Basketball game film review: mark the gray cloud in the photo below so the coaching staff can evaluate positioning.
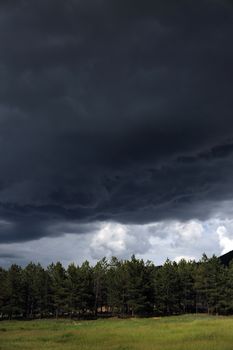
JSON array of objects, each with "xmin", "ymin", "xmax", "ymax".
[
  {"xmin": 0, "ymin": 218, "xmax": 224, "ymax": 267},
  {"xmin": 0, "ymin": 0, "xmax": 233, "ymax": 245}
]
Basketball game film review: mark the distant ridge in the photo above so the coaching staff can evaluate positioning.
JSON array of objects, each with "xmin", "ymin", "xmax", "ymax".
[{"xmin": 219, "ymin": 250, "xmax": 233, "ymax": 266}]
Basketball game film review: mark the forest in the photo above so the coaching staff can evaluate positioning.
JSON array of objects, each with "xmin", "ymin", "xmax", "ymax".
[{"xmin": 1, "ymin": 254, "xmax": 233, "ymax": 320}]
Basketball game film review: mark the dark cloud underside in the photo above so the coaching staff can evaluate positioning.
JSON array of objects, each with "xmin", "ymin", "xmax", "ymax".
[{"xmin": 0, "ymin": 0, "xmax": 233, "ymax": 242}]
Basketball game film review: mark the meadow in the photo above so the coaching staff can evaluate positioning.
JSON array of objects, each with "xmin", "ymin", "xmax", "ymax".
[{"xmin": 1, "ymin": 315, "xmax": 233, "ymax": 350}]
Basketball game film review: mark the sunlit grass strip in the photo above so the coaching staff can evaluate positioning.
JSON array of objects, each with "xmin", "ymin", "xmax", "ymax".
[{"xmin": 1, "ymin": 315, "xmax": 233, "ymax": 350}]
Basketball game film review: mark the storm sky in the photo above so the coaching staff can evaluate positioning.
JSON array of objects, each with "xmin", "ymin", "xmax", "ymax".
[{"xmin": 1, "ymin": 0, "xmax": 233, "ymax": 266}]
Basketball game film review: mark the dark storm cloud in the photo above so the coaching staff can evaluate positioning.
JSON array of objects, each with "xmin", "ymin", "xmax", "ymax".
[{"xmin": 0, "ymin": 0, "xmax": 233, "ymax": 242}]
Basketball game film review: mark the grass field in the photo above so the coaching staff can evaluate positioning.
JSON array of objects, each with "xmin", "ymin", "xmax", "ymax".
[{"xmin": 1, "ymin": 315, "xmax": 233, "ymax": 350}]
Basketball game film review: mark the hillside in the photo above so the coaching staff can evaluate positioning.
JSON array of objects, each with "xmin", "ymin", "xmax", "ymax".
[{"xmin": 219, "ymin": 250, "xmax": 233, "ymax": 266}]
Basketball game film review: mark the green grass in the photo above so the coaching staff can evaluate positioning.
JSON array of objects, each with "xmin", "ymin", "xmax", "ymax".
[{"xmin": 1, "ymin": 315, "xmax": 233, "ymax": 350}]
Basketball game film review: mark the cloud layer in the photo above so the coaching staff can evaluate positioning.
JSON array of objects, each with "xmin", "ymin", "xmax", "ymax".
[
  {"xmin": 0, "ymin": 218, "xmax": 230, "ymax": 267},
  {"xmin": 0, "ymin": 1, "xmax": 233, "ymax": 260}
]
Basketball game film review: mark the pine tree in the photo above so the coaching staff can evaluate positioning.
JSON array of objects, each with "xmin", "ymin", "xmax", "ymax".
[
  {"xmin": 194, "ymin": 254, "xmax": 225, "ymax": 314},
  {"xmin": 0, "ymin": 267, "xmax": 8, "ymax": 318},
  {"xmin": 106, "ymin": 257, "xmax": 129, "ymax": 315},
  {"xmin": 3, "ymin": 264, "xmax": 24, "ymax": 319},
  {"xmin": 76, "ymin": 261, "xmax": 95, "ymax": 316},
  {"xmin": 93, "ymin": 258, "xmax": 108, "ymax": 315},
  {"xmin": 67, "ymin": 263, "xmax": 79, "ymax": 317},
  {"xmin": 178, "ymin": 259, "xmax": 196, "ymax": 313},
  {"xmin": 47, "ymin": 262, "xmax": 69, "ymax": 318},
  {"xmin": 126, "ymin": 255, "xmax": 155, "ymax": 316},
  {"xmin": 22, "ymin": 263, "xmax": 47, "ymax": 318},
  {"xmin": 222, "ymin": 260, "xmax": 233, "ymax": 314},
  {"xmin": 154, "ymin": 260, "xmax": 181, "ymax": 315}
]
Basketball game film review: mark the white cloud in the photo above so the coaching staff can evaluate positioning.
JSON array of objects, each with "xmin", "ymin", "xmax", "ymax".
[
  {"xmin": 90, "ymin": 223, "xmax": 128, "ymax": 258},
  {"xmin": 90, "ymin": 222, "xmax": 151, "ymax": 259},
  {"xmin": 173, "ymin": 220, "xmax": 204, "ymax": 241},
  {"xmin": 1, "ymin": 217, "xmax": 232, "ymax": 268},
  {"xmin": 217, "ymin": 225, "xmax": 233, "ymax": 254},
  {"xmin": 174, "ymin": 255, "xmax": 196, "ymax": 263}
]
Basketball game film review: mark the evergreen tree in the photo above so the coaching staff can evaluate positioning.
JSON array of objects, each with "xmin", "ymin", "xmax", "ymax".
[
  {"xmin": 3, "ymin": 264, "xmax": 24, "ymax": 319},
  {"xmin": 22, "ymin": 263, "xmax": 47, "ymax": 318},
  {"xmin": 0, "ymin": 267, "xmax": 8, "ymax": 317},
  {"xmin": 93, "ymin": 258, "xmax": 108, "ymax": 314},
  {"xmin": 67, "ymin": 263, "xmax": 80, "ymax": 316},
  {"xmin": 47, "ymin": 262, "xmax": 69, "ymax": 318},
  {"xmin": 76, "ymin": 261, "xmax": 95, "ymax": 315},
  {"xmin": 222, "ymin": 260, "xmax": 233, "ymax": 314},
  {"xmin": 154, "ymin": 260, "xmax": 181, "ymax": 315},
  {"xmin": 126, "ymin": 255, "xmax": 154, "ymax": 316},
  {"xmin": 178, "ymin": 259, "xmax": 196, "ymax": 313},
  {"xmin": 194, "ymin": 254, "xmax": 225, "ymax": 314},
  {"xmin": 106, "ymin": 257, "xmax": 129, "ymax": 316}
]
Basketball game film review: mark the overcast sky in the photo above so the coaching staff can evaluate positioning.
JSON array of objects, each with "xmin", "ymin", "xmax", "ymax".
[{"xmin": 1, "ymin": 0, "xmax": 233, "ymax": 267}]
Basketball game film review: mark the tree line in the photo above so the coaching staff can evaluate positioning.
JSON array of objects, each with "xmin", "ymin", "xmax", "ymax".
[{"xmin": 1, "ymin": 254, "xmax": 233, "ymax": 320}]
